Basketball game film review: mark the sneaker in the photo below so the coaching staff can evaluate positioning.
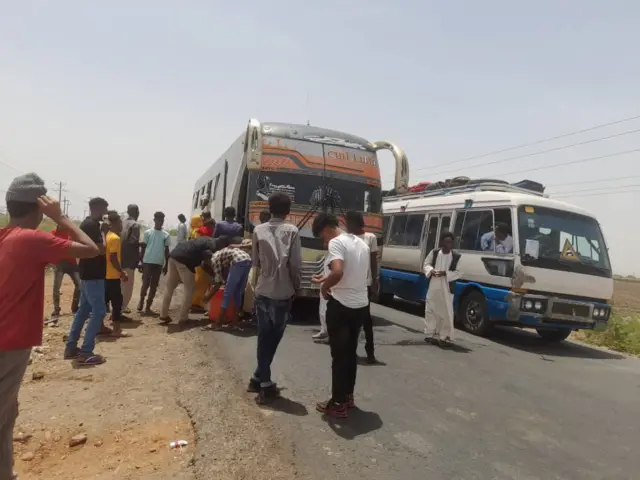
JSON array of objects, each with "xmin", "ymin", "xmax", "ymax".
[
  {"xmin": 123, "ymin": 307, "xmax": 132, "ymax": 314},
  {"xmin": 312, "ymin": 331, "xmax": 328, "ymax": 340},
  {"xmin": 137, "ymin": 302, "xmax": 144, "ymax": 313},
  {"xmin": 247, "ymin": 378, "xmax": 261, "ymax": 393},
  {"xmin": 63, "ymin": 346, "xmax": 79, "ymax": 359},
  {"xmin": 316, "ymin": 399, "xmax": 348, "ymax": 418},
  {"xmin": 257, "ymin": 384, "xmax": 280, "ymax": 404},
  {"xmin": 345, "ymin": 394, "xmax": 356, "ymax": 409}
]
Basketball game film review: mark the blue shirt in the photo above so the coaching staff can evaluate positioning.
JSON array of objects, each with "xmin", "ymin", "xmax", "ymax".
[
  {"xmin": 142, "ymin": 228, "xmax": 170, "ymax": 265},
  {"xmin": 214, "ymin": 220, "xmax": 243, "ymax": 238}
]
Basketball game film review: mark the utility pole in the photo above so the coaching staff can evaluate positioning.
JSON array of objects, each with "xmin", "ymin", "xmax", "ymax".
[
  {"xmin": 62, "ymin": 197, "xmax": 71, "ymax": 216},
  {"xmin": 53, "ymin": 181, "xmax": 66, "ymax": 204}
]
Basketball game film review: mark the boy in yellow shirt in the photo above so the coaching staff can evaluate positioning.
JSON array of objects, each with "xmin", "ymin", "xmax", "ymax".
[{"xmin": 105, "ymin": 211, "xmax": 129, "ymax": 337}]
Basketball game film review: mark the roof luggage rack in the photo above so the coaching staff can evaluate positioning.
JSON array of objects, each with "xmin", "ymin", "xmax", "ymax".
[{"xmin": 384, "ymin": 180, "xmax": 546, "ymax": 201}]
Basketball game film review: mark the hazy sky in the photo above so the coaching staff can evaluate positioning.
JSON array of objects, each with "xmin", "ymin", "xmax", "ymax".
[{"xmin": 1, "ymin": 1, "xmax": 639, "ymax": 275}]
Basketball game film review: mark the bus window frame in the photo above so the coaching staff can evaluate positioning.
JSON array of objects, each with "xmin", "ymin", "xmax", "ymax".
[
  {"xmin": 386, "ymin": 212, "xmax": 427, "ymax": 249},
  {"xmin": 419, "ymin": 211, "xmax": 454, "ymax": 266}
]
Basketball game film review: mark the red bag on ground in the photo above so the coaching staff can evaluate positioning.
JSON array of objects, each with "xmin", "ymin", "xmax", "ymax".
[{"xmin": 208, "ymin": 288, "xmax": 236, "ymax": 323}]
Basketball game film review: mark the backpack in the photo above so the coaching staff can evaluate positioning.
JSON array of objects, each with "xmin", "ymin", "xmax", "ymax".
[{"xmin": 429, "ymin": 248, "xmax": 461, "ymax": 294}]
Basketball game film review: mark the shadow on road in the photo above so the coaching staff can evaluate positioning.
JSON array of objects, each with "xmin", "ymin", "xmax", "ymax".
[
  {"xmin": 323, "ymin": 408, "xmax": 383, "ymax": 440},
  {"xmin": 381, "ymin": 299, "xmax": 624, "ymax": 360},
  {"xmin": 489, "ymin": 327, "xmax": 625, "ymax": 360},
  {"xmin": 258, "ymin": 396, "xmax": 309, "ymax": 416}
]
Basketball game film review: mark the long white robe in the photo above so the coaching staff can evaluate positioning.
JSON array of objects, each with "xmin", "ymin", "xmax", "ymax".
[{"xmin": 423, "ymin": 249, "xmax": 461, "ymax": 340}]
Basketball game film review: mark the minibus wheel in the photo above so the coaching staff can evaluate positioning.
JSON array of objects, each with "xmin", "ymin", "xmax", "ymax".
[
  {"xmin": 536, "ymin": 328, "xmax": 571, "ymax": 342},
  {"xmin": 460, "ymin": 290, "xmax": 492, "ymax": 336}
]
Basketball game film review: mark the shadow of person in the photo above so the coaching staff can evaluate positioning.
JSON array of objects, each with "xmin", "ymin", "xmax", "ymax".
[
  {"xmin": 322, "ymin": 408, "xmax": 383, "ymax": 440},
  {"xmin": 256, "ymin": 396, "xmax": 309, "ymax": 416}
]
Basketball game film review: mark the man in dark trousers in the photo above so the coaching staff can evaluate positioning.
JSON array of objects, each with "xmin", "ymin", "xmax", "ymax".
[
  {"xmin": 312, "ymin": 213, "xmax": 370, "ymax": 419},
  {"xmin": 65, "ymin": 196, "xmax": 110, "ymax": 366},
  {"xmin": 345, "ymin": 211, "xmax": 379, "ymax": 364}
]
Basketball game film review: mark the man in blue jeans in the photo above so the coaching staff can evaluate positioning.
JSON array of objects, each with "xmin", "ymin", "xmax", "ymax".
[
  {"xmin": 247, "ymin": 192, "xmax": 302, "ymax": 404},
  {"xmin": 64, "ymin": 197, "xmax": 110, "ymax": 366},
  {"xmin": 204, "ymin": 237, "xmax": 252, "ymax": 329}
]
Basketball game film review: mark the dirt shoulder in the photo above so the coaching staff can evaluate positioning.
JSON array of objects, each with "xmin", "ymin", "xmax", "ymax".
[{"xmin": 13, "ymin": 273, "xmax": 300, "ymax": 479}]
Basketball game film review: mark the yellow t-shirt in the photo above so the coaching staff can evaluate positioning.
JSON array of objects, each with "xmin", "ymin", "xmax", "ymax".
[{"xmin": 105, "ymin": 231, "xmax": 122, "ymax": 280}]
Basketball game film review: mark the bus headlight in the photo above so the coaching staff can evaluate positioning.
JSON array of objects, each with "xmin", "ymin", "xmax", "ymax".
[
  {"xmin": 524, "ymin": 300, "xmax": 533, "ymax": 310},
  {"xmin": 534, "ymin": 301, "xmax": 543, "ymax": 311},
  {"xmin": 593, "ymin": 308, "xmax": 601, "ymax": 317}
]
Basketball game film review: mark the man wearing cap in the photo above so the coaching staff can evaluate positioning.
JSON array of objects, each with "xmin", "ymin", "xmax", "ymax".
[
  {"xmin": 120, "ymin": 204, "xmax": 141, "ymax": 313},
  {"xmin": 0, "ymin": 173, "xmax": 99, "ymax": 479}
]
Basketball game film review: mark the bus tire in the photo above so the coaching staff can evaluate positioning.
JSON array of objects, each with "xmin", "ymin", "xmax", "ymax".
[
  {"xmin": 459, "ymin": 290, "xmax": 492, "ymax": 336},
  {"xmin": 536, "ymin": 328, "xmax": 571, "ymax": 342}
]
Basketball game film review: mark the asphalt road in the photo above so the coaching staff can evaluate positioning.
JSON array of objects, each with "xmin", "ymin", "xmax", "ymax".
[{"xmin": 204, "ymin": 299, "xmax": 640, "ymax": 480}]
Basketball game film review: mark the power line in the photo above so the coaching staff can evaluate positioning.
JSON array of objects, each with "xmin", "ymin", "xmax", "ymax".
[
  {"xmin": 385, "ymin": 127, "xmax": 640, "ymax": 187},
  {"xmin": 417, "ymin": 127, "xmax": 640, "ymax": 180},
  {"xmin": 554, "ymin": 188, "xmax": 640, "ymax": 199},
  {"xmin": 494, "ymin": 148, "xmax": 640, "ymax": 179},
  {"xmin": 546, "ymin": 174, "xmax": 640, "ymax": 189},
  {"xmin": 407, "ymin": 113, "xmax": 640, "ymax": 177},
  {"xmin": 551, "ymin": 183, "xmax": 640, "ymax": 196}
]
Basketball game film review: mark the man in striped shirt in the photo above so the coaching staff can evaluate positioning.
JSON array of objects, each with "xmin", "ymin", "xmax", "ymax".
[{"xmin": 205, "ymin": 240, "xmax": 252, "ymax": 327}]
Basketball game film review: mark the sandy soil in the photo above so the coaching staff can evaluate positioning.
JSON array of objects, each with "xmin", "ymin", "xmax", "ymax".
[
  {"xmin": 12, "ymin": 272, "xmax": 299, "ymax": 480},
  {"xmin": 612, "ymin": 279, "xmax": 640, "ymax": 314}
]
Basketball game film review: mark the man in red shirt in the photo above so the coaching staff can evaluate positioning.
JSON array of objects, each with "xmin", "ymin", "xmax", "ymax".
[
  {"xmin": 50, "ymin": 225, "xmax": 81, "ymax": 319},
  {"xmin": 0, "ymin": 173, "xmax": 99, "ymax": 479}
]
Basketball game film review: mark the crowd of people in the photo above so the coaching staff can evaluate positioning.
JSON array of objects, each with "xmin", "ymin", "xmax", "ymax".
[{"xmin": 0, "ymin": 171, "xmax": 462, "ymax": 478}]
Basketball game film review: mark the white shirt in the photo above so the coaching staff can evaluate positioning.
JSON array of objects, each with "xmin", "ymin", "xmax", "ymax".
[
  {"xmin": 480, "ymin": 231, "xmax": 513, "ymax": 254},
  {"xmin": 357, "ymin": 232, "xmax": 378, "ymax": 286},
  {"xmin": 176, "ymin": 222, "xmax": 188, "ymax": 243},
  {"xmin": 325, "ymin": 233, "xmax": 370, "ymax": 309}
]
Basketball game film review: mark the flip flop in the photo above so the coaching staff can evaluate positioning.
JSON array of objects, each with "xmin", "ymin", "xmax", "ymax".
[{"xmin": 75, "ymin": 354, "xmax": 106, "ymax": 366}]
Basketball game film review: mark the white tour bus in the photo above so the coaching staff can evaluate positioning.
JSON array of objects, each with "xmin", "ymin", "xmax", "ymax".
[{"xmin": 378, "ymin": 181, "xmax": 613, "ymax": 342}]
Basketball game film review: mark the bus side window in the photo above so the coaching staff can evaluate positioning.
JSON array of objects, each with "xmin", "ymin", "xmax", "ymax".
[
  {"xmin": 424, "ymin": 216, "xmax": 439, "ymax": 253},
  {"xmin": 388, "ymin": 214, "xmax": 424, "ymax": 247},
  {"xmin": 458, "ymin": 210, "xmax": 494, "ymax": 251},
  {"xmin": 388, "ymin": 215, "xmax": 408, "ymax": 246},
  {"xmin": 382, "ymin": 216, "xmax": 390, "ymax": 242}
]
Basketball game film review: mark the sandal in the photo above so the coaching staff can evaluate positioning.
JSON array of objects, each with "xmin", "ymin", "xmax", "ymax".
[
  {"xmin": 202, "ymin": 323, "xmax": 223, "ymax": 331},
  {"xmin": 75, "ymin": 354, "xmax": 106, "ymax": 366}
]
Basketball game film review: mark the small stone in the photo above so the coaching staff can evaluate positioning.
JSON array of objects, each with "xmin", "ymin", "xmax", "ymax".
[
  {"xmin": 69, "ymin": 433, "xmax": 88, "ymax": 447},
  {"xmin": 53, "ymin": 435, "xmax": 61, "ymax": 442},
  {"xmin": 13, "ymin": 432, "xmax": 32, "ymax": 443},
  {"xmin": 32, "ymin": 372, "xmax": 45, "ymax": 381},
  {"xmin": 21, "ymin": 452, "xmax": 35, "ymax": 462},
  {"xmin": 33, "ymin": 346, "xmax": 46, "ymax": 353},
  {"xmin": 149, "ymin": 447, "xmax": 157, "ymax": 453},
  {"xmin": 94, "ymin": 440, "xmax": 103, "ymax": 447}
]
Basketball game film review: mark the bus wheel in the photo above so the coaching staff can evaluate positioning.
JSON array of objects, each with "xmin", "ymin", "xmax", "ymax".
[
  {"xmin": 536, "ymin": 328, "xmax": 571, "ymax": 342},
  {"xmin": 460, "ymin": 291, "xmax": 492, "ymax": 336}
]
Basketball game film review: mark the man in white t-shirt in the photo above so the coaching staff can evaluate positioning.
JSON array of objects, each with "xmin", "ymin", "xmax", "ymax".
[
  {"xmin": 311, "ymin": 213, "xmax": 370, "ymax": 419},
  {"xmin": 345, "ymin": 211, "xmax": 378, "ymax": 364}
]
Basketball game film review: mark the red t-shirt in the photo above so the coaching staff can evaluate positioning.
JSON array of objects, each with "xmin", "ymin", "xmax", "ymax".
[
  {"xmin": 52, "ymin": 229, "xmax": 77, "ymax": 264},
  {"xmin": 198, "ymin": 225, "xmax": 214, "ymax": 237},
  {"xmin": 0, "ymin": 227, "xmax": 72, "ymax": 350}
]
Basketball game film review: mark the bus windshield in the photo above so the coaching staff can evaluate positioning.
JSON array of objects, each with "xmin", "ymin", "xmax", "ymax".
[
  {"xmin": 247, "ymin": 171, "xmax": 381, "ymax": 238},
  {"xmin": 517, "ymin": 205, "xmax": 612, "ymax": 278}
]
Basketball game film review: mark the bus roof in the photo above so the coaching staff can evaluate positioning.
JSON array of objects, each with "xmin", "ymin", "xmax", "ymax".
[
  {"xmin": 383, "ymin": 190, "xmax": 597, "ymax": 219},
  {"xmin": 261, "ymin": 122, "xmax": 375, "ymax": 152}
]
